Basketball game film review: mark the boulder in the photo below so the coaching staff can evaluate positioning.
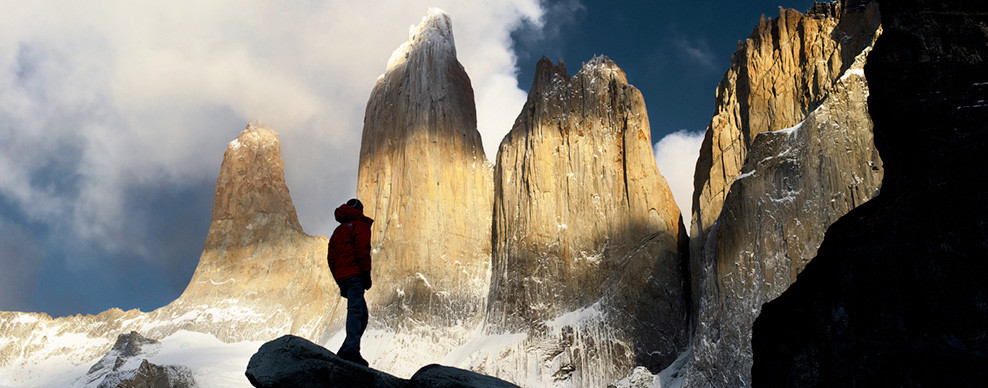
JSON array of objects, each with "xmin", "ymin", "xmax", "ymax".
[
  {"xmin": 409, "ymin": 364, "xmax": 520, "ymax": 388},
  {"xmin": 245, "ymin": 335, "xmax": 518, "ymax": 388}
]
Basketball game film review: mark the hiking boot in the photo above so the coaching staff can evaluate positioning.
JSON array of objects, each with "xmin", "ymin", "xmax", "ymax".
[{"xmin": 338, "ymin": 350, "xmax": 369, "ymax": 367}]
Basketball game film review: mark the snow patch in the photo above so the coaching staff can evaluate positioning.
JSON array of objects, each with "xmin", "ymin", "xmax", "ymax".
[
  {"xmin": 767, "ymin": 121, "xmax": 802, "ymax": 136},
  {"xmin": 384, "ymin": 8, "xmax": 454, "ymax": 74},
  {"xmin": 548, "ymin": 301, "xmax": 605, "ymax": 330},
  {"xmin": 839, "ymin": 67, "xmax": 865, "ymax": 81},
  {"xmin": 735, "ymin": 170, "xmax": 757, "ymax": 181},
  {"xmin": 147, "ymin": 331, "xmax": 263, "ymax": 388},
  {"xmin": 839, "ymin": 25, "xmax": 879, "ymax": 83},
  {"xmin": 10, "ymin": 313, "xmax": 41, "ymax": 324},
  {"xmin": 955, "ymin": 100, "xmax": 988, "ymax": 110},
  {"xmin": 443, "ymin": 329, "xmax": 528, "ymax": 370},
  {"xmin": 610, "ymin": 349, "xmax": 690, "ymax": 388},
  {"xmin": 577, "ymin": 250, "xmax": 604, "ymax": 265},
  {"xmin": 416, "ymin": 272, "xmax": 433, "ymax": 288}
]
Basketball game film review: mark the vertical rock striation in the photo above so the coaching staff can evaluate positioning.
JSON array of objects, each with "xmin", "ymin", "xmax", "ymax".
[
  {"xmin": 691, "ymin": 1, "xmax": 881, "ymax": 248},
  {"xmin": 356, "ymin": 6, "xmax": 493, "ymax": 340},
  {"xmin": 483, "ymin": 57, "xmax": 688, "ymax": 387},
  {"xmin": 682, "ymin": 2, "xmax": 883, "ymax": 386},
  {"xmin": 752, "ymin": 0, "xmax": 988, "ymax": 385}
]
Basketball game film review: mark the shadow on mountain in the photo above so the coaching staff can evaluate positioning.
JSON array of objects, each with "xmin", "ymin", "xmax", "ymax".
[
  {"xmin": 245, "ymin": 335, "xmax": 519, "ymax": 388},
  {"xmin": 751, "ymin": 0, "xmax": 988, "ymax": 385}
]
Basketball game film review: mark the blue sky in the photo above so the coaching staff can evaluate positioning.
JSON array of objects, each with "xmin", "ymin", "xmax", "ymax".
[
  {"xmin": 512, "ymin": 0, "xmax": 814, "ymax": 135},
  {"xmin": 1, "ymin": 0, "xmax": 814, "ymax": 318}
]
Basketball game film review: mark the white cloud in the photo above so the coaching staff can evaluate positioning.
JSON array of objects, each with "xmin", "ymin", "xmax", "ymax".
[
  {"xmin": 671, "ymin": 34, "xmax": 716, "ymax": 71},
  {"xmin": 0, "ymin": 1, "xmax": 542, "ymax": 268},
  {"xmin": 653, "ymin": 130, "xmax": 705, "ymax": 232}
]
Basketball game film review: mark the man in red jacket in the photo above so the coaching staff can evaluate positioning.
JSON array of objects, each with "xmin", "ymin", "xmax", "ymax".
[{"xmin": 327, "ymin": 198, "xmax": 373, "ymax": 367}]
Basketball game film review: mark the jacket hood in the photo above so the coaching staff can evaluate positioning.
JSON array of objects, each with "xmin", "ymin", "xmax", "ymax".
[{"xmin": 335, "ymin": 204, "xmax": 373, "ymax": 224}]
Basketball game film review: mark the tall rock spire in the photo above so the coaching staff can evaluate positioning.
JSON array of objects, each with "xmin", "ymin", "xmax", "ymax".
[
  {"xmin": 483, "ymin": 56, "xmax": 689, "ymax": 386},
  {"xmin": 167, "ymin": 122, "xmax": 338, "ymax": 342},
  {"xmin": 208, "ymin": 122, "xmax": 302, "ymax": 241},
  {"xmin": 357, "ymin": 8, "xmax": 493, "ymax": 331}
]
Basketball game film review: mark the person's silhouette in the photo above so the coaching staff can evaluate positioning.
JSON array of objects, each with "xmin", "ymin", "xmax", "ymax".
[{"xmin": 327, "ymin": 198, "xmax": 373, "ymax": 367}]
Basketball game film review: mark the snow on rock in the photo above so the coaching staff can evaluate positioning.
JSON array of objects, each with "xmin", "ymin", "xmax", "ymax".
[
  {"xmin": 82, "ymin": 331, "xmax": 163, "ymax": 386},
  {"xmin": 385, "ymin": 8, "xmax": 455, "ymax": 74},
  {"xmin": 91, "ymin": 359, "xmax": 197, "ymax": 388}
]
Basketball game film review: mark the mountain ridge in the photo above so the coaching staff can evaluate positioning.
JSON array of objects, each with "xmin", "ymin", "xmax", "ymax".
[{"xmin": 4, "ymin": 1, "xmax": 982, "ymax": 387}]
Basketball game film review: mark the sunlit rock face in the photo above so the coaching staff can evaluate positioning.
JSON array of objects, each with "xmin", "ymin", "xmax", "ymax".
[
  {"xmin": 481, "ymin": 56, "xmax": 689, "ymax": 387},
  {"xmin": 157, "ymin": 122, "xmax": 339, "ymax": 342},
  {"xmin": 681, "ymin": 2, "xmax": 883, "ymax": 387},
  {"xmin": 690, "ymin": 1, "xmax": 882, "ymax": 256},
  {"xmin": 356, "ymin": 8, "xmax": 494, "ymax": 330}
]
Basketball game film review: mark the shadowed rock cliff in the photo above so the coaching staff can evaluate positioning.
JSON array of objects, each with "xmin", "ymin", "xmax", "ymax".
[{"xmin": 752, "ymin": 0, "xmax": 988, "ymax": 385}]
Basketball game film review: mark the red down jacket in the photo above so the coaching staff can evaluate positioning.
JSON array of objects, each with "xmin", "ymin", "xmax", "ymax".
[{"xmin": 327, "ymin": 204, "xmax": 374, "ymax": 281}]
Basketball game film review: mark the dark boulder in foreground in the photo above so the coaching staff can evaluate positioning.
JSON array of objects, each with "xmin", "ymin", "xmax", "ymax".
[
  {"xmin": 409, "ymin": 364, "xmax": 520, "ymax": 388},
  {"xmin": 245, "ymin": 335, "xmax": 403, "ymax": 388},
  {"xmin": 245, "ymin": 335, "xmax": 519, "ymax": 388}
]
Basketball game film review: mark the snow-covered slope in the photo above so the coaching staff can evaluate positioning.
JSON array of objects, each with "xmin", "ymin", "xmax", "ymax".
[{"xmin": 0, "ymin": 328, "xmax": 262, "ymax": 387}]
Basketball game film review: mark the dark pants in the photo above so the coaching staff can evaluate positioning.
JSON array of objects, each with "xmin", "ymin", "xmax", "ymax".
[{"xmin": 338, "ymin": 276, "xmax": 368, "ymax": 354}]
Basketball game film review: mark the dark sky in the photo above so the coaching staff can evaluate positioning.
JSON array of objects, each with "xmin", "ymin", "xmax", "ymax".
[{"xmin": 511, "ymin": 0, "xmax": 815, "ymax": 141}]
